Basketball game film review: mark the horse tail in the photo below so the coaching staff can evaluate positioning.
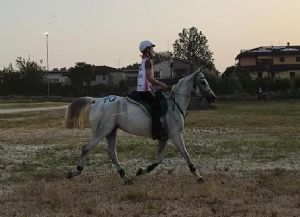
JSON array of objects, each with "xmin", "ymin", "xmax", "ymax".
[{"xmin": 64, "ymin": 97, "xmax": 94, "ymax": 129}]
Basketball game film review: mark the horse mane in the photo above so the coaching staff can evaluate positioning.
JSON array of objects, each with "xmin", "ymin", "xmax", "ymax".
[{"xmin": 172, "ymin": 72, "xmax": 196, "ymax": 91}]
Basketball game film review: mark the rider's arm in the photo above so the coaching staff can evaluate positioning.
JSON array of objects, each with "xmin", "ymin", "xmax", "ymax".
[{"xmin": 145, "ymin": 60, "xmax": 169, "ymax": 90}]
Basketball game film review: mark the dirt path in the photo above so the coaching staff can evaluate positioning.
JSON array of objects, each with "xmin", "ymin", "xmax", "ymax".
[{"xmin": 0, "ymin": 105, "xmax": 67, "ymax": 114}]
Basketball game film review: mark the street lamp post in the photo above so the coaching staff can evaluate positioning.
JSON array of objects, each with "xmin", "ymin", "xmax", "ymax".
[{"xmin": 45, "ymin": 32, "xmax": 49, "ymax": 97}]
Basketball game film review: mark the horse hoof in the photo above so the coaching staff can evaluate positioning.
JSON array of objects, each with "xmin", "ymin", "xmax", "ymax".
[
  {"xmin": 67, "ymin": 172, "xmax": 74, "ymax": 179},
  {"xmin": 136, "ymin": 168, "xmax": 144, "ymax": 176},
  {"xmin": 196, "ymin": 176, "xmax": 205, "ymax": 183}
]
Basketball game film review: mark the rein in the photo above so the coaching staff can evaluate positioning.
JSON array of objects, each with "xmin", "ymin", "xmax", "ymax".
[
  {"xmin": 170, "ymin": 92, "xmax": 187, "ymax": 118},
  {"xmin": 167, "ymin": 72, "xmax": 212, "ymax": 119}
]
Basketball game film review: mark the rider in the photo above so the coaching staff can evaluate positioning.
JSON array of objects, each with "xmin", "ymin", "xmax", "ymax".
[{"xmin": 137, "ymin": 40, "xmax": 169, "ymax": 140}]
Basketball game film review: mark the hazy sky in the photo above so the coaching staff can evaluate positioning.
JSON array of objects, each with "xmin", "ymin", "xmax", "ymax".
[{"xmin": 1, "ymin": 0, "xmax": 300, "ymax": 72}]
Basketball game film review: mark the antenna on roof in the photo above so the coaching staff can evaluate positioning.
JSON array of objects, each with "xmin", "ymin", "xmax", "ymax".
[{"xmin": 118, "ymin": 55, "xmax": 122, "ymax": 69}]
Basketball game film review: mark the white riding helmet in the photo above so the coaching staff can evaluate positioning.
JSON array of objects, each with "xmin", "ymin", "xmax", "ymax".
[{"xmin": 139, "ymin": 40, "xmax": 155, "ymax": 52}]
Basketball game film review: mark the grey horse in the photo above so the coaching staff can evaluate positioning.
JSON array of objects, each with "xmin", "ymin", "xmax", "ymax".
[{"xmin": 65, "ymin": 69, "xmax": 216, "ymax": 184}]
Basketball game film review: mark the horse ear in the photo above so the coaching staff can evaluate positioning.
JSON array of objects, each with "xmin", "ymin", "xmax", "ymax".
[{"xmin": 194, "ymin": 67, "xmax": 203, "ymax": 74}]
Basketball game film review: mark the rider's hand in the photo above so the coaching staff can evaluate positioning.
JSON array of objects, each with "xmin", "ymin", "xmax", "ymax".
[
  {"xmin": 161, "ymin": 83, "xmax": 170, "ymax": 91},
  {"xmin": 154, "ymin": 79, "xmax": 170, "ymax": 91}
]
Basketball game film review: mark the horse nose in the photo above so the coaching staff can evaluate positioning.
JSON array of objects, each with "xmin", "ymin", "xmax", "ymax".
[
  {"xmin": 212, "ymin": 94, "xmax": 217, "ymax": 102},
  {"xmin": 206, "ymin": 92, "xmax": 216, "ymax": 103}
]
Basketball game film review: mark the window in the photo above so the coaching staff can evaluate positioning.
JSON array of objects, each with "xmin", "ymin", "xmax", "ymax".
[
  {"xmin": 296, "ymin": 57, "xmax": 300, "ymax": 62},
  {"xmin": 154, "ymin": 71, "xmax": 160, "ymax": 78},
  {"xmin": 290, "ymin": 72, "xmax": 295, "ymax": 79},
  {"xmin": 257, "ymin": 71, "xmax": 262, "ymax": 78},
  {"xmin": 103, "ymin": 75, "xmax": 106, "ymax": 80},
  {"xmin": 279, "ymin": 57, "xmax": 285, "ymax": 62},
  {"xmin": 257, "ymin": 59, "xmax": 273, "ymax": 65}
]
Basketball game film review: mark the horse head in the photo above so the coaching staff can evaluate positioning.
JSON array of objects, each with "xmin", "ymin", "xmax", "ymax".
[{"xmin": 192, "ymin": 68, "xmax": 217, "ymax": 103}]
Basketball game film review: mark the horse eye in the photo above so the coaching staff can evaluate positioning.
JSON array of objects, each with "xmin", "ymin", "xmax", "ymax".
[{"xmin": 201, "ymin": 81, "xmax": 206, "ymax": 86}]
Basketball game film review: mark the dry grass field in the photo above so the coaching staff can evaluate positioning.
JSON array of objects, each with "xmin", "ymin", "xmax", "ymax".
[{"xmin": 0, "ymin": 100, "xmax": 300, "ymax": 217}]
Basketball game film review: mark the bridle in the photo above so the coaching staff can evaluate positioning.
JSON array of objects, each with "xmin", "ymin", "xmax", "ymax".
[{"xmin": 168, "ymin": 72, "xmax": 212, "ymax": 119}]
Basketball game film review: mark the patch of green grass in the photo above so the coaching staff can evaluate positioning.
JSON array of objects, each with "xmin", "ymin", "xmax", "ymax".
[
  {"xmin": 185, "ymin": 131, "xmax": 300, "ymax": 164},
  {"xmin": 186, "ymin": 100, "xmax": 300, "ymax": 135}
]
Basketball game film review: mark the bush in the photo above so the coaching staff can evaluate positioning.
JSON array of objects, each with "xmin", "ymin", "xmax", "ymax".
[
  {"xmin": 269, "ymin": 78, "xmax": 291, "ymax": 91},
  {"xmin": 293, "ymin": 77, "xmax": 300, "ymax": 89},
  {"xmin": 217, "ymin": 74, "xmax": 242, "ymax": 94}
]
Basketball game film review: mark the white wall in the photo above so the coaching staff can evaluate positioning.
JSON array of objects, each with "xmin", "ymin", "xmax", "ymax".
[{"xmin": 153, "ymin": 61, "xmax": 172, "ymax": 79}]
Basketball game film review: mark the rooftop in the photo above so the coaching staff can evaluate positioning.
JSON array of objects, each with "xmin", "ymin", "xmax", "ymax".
[
  {"xmin": 93, "ymin": 65, "xmax": 122, "ymax": 73},
  {"xmin": 236, "ymin": 44, "xmax": 300, "ymax": 59}
]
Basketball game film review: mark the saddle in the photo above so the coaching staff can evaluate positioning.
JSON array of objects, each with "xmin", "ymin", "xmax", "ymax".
[{"xmin": 127, "ymin": 91, "xmax": 168, "ymax": 117}]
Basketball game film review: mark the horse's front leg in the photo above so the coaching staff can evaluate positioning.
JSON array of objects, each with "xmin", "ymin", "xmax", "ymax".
[
  {"xmin": 171, "ymin": 133, "xmax": 204, "ymax": 183},
  {"xmin": 136, "ymin": 139, "xmax": 167, "ymax": 176}
]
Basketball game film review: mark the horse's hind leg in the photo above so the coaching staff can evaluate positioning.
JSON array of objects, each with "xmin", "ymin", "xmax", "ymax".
[
  {"xmin": 171, "ymin": 133, "xmax": 204, "ymax": 183},
  {"xmin": 67, "ymin": 136, "xmax": 102, "ymax": 179},
  {"xmin": 136, "ymin": 139, "xmax": 167, "ymax": 176},
  {"xmin": 106, "ymin": 128, "xmax": 131, "ymax": 185}
]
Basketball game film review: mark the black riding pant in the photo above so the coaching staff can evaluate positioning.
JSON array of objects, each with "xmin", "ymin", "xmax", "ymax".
[{"xmin": 135, "ymin": 91, "xmax": 161, "ymax": 137}]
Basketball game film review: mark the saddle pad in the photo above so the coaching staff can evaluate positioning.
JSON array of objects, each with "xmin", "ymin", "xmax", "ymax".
[{"xmin": 127, "ymin": 92, "xmax": 168, "ymax": 117}]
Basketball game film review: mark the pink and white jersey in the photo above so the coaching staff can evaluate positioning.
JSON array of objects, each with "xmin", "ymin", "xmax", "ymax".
[{"xmin": 137, "ymin": 58, "xmax": 152, "ymax": 92}]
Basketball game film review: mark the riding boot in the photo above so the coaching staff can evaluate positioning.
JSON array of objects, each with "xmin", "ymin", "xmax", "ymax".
[{"xmin": 152, "ymin": 107, "xmax": 168, "ymax": 140}]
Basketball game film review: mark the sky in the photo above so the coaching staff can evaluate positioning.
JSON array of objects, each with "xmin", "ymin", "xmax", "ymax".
[{"xmin": 1, "ymin": 0, "xmax": 300, "ymax": 72}]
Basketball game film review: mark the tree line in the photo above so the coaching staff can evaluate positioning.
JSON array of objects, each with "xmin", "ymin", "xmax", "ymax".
[{"xmin": 1, "ymin": 27, "xmax": 299, "ymax": 97}]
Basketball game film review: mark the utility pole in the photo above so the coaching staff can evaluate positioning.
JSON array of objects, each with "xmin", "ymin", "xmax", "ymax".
[{"xmin": 45, "ymin": 32, "xmax": 49, "ymax": 97}]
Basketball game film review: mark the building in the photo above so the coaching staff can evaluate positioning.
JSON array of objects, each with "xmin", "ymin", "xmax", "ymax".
[
  {"xmin": 120, "ymin": 58, "xmax": 193, "ymax": 86},
  {"xmin": 123, "ymin": 69, "xmax": 139, "ymax": 85},
  {"xmin": 91, "ymin": 65, "xmax": 125, "ymax": 86},
  {"xmin": 153, "ymin": 58, "xmax": 193, "ymax": 79},
  {"xmin": 46, "ymin": 67, "xmax": 70, "ymax": 85},
  {"xmin": 45, "ymin": 65, "xmax": 125, "ymax": 86},
  {"xmin": 44, "ymin": 58, "xmax": 192, "ymax": 87},
  {"xmin": 236, "ymin": 43, "xmax": 300, "ymax": 79}
]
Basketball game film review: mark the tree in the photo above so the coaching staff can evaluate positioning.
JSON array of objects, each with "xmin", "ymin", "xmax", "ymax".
[
  {"xmin": 221, "ymin": 66, "xmax": 254, "ymax": 92},
  {"xmin": 69, "ymin": 62, "xmax": 94, "ymax": 96},
  {"xmin": 218, "ymin": 74, "xmax": 242, "ymax": 94},
  {"xmin": 235, "ymin": 68, "xmax": 254, "ymax": 92},
  {"xmin": 16, "ymin": 57, "xmax": 45, "ymax": 93},
  {"xmin": 122, "ymin": 63, "xmax": 140, "ymax": 70},
  {"xmin": 293, "ymin": 77, "xmax": 300, "ymax": 89},
  {"xmin": 173, "ymin": 27, "xmax": 215, "ymax": 70},
  {"xmin": 1, "ymin": 63, "xmax": 21, "ymax": 94},
  {"xmin": 222, "ymin": 66, "xmax": 236, "ymax": 78},
  {"xmin": 1, "ymin": 57, "xmax": 45, "ymax": 95},
  {"xmin": 153, "ymin": 51, "xmax": 173, "ymax": 64}
]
